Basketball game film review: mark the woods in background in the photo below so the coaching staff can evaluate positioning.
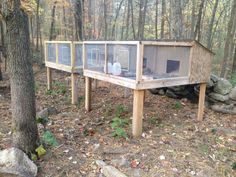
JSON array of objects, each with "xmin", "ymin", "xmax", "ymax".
[{"xmin": 0, "ymin": 0, "xmax": 236, "ymax": 79}]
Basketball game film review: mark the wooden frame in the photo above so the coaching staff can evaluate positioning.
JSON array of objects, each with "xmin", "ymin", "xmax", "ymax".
[
  {"xmin": 44, "ymin": 41, "xmax": 83, "ymax": 105},
  {"xmin": 83, "ymin": 40, "xmax": 213, "ymax": 137}
]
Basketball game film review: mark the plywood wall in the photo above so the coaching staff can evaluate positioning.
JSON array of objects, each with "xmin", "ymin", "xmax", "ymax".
[{"xmin": 189, "ymin": 42, "xmax": 213, "ymax": 83}]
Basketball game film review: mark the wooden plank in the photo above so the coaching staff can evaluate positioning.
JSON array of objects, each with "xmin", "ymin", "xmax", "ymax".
[
  {"xmin": 83, "ymin": 41, "xmax": 139, "ymax": 45},
  {"xmin": 71, "ymin": 42, "xmax": 75, "ymax": 68},
  {"xmin": 197, "ymin": 83, "xmax": 206, "ymax": 121},
  {"xmin": 45, "ymin": 41, "xmax": 72, "ymax": 44},
  {"xmin": 47, "ymin": 67, "xmax": 52, "ymax": 90},
  {"xmin": 141, "ymin": 41, "xmax": 194, "ymax": 47},
  {"xmin": 84, "ymin": 70, "xmax": 137, "ymax": 89},
  {"xmin": 71, "ymin": 73, "xmax": 78, "ymax": 104},
  {"xmin": 136, "ymin": 77, "xmax": 189, "ymax": 90},
  {"xmin": 136, "ymin": 43, "xmax": 143, "ymax": 82},
  {"xmin": 45, "ymin": 62, "xmax": 72, "ymax": 73},
  {"xmin": 85, "ymin": 77, "xmax": 92, "ymax": 111},
  {"xmin": 132, "ymin": 90, "xmax": 145, "ymax": 137}
]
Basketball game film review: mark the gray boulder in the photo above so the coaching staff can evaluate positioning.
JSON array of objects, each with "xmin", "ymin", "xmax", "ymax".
[
  {"xmin": 229, "ymin": 87, "xmax": 236, "ymax": 101},
  {"xmin": 37, "ymin": 107, "xmax": 57, "ymax": 118},
  {"xmin": 209, "ymin": 93, "xmax": 229, "ymax": 102},
  {"xmin": 214, "ymin": 79, "xmax": 233, "ymax": 95},
  {"xmin": 0, "ymin": 148, "xmax": 38, "ymax": 177},
  {"xmin": 210, "ymin": 74, "xmax": 219, "ymax": 83}
]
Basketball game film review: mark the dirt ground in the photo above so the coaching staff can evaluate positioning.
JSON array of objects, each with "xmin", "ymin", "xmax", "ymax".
[{"xmin": 0, "ymin": 66, "xmax": 236, "ymax": 177}]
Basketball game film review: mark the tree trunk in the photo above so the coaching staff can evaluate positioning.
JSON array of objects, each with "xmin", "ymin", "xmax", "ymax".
[
  {"xmin": 63, "ymin": 6, "xmax": 68, "ymax": 40},
  {"xmin": 103, "ymin": 0, "xmax": 108, "ymax": 40},
  {"xmin": 190, "ymin": 0, "xmax": 196, "ymax": 39},
  {"xmin": 173, "ymin": 0, "xmax": 183, "ymax": 39},
  {"xmin": 194, "ymin": 0, "xmax": 205, "ymax": 41},
  {"xmin": 137, "ymin": 0, "xmax": 148, "ymax": 40},
  {"xmin": 130, "ymin": 0, "xmax": 136, "ymax": 39},
  {"xmin": 155, "ymin": 0, "xmax": 158, "ymax": 39},
  {"xmin": 36, "ymin": 0, "xmax": 40, "ymax": 51},
  {"xmin": 49, "ymin": 1, "xmax": 57, "ymax": 41},
  {"xmin": 74, "ymin": 0, "xmax": 83, "ymax": 41},
  {"xmin": 220, "ymin": 0, "xmax": 236, "ymax": 78},
  {"xmin": 232, "ymin": 45, "xmax": 236, "ymax": 76},
  {"xmin": 111, "ymin": 0, "xmax": 125, "ymax": 39},
  {"xmin": 125, "ymin": 0, "xmax": 131, "ymax": 39},
  {"xmin": 161, "ymin": 0, "xmax": 166, "ymax": 39},
  {"xmin": 207, "ymin": 0, "xmax": 219, "ymax": 49},
  {"xmin": 3, "ymin": 0, "xmax": 39, "ymax": 154}
]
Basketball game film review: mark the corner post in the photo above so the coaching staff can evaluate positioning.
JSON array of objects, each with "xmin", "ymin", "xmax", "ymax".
[
  {"xmin": 132, "ymin": 89, "xmax": 145, "ymax": 137},
  {"xmin": 197, "ymin": 83, "xmax": 207, "ymax": 121},
  {"xmin": 71, "ymin": 42, "xmax": 78, "ymax": 105},
  {"xmin": 85, "ymin": 77, "xmax": 92, "ymax": 111}
]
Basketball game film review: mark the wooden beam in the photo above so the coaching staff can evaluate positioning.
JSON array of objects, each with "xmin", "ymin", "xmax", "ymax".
[
  {"xmin": 85, "ymin": 77, "xmax": 92, "ymax": 111},
  {"xmin": 132, "ymin": 89, "xmax": 145, "ymax": 137},
  {"xmin": 46, "ymin": 67, "xmax": 52, "ymax": 90},
  {"xmin": 197, "ymin": 83, "xmax": 207, "ymax": 121},
  {"xmin": 71, "ymin": 73, "xmax": 78, "ymax": 104}
]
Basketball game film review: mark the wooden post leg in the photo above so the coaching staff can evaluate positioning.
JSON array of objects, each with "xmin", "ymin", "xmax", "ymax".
[
  {"xmin": 71, "ymin": 73, "xmax": 78, "ymax": 105},
  {"xmin": 132, "ymin": 90, "xmax": 145, "ymax": 137},
  {"xmin": 85, "ymin": 77, "xmax": 92, "ymax": 111},
  {"xmin": 197, "ymin": 83, "xmax": 207, "ymax": 121},
  {"xmin": 46, "ymin": 67, "xmax": 52, "ymax": 90}
]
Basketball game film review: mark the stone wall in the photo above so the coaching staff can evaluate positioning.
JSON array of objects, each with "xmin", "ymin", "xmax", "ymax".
[{"xmin": 149, "ymin": 74, "xmax": 236, "ymax": 114}]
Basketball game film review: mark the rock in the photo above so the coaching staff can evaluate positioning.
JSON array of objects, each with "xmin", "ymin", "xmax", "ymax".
[
  {"xmin": 127, "ymin": 168, "xmax": 145, "ymax": 177},
  {"xmin": 210, "ymin": 74, "xmax": 219, "ymax": 83},
  {"xmin": 166, "ymin": 89, "xmax": 178, "ymax": 99},
  {"xmin": 96, "ymin": 160, "xmax": 127, "ymax": 177},
  {"xmin": 0, "ymin": 148, "xmax": 38, "ymax": 177},
  {"xmin": 111, "ymin": 157, "xmax": 129, "ymax": 168},
  {"xmin": 211, "ymin": 104, "xmax": 236, "ymax": 115},
  {"xmin": 207, "ymin": 79, "xmax": 214, "ymax": 89},
  {"xmin": 229, "ymin": 87, "xmax": 236, "ymax": 101},
  {"xmin": 214, "ymin": 78, "xmax": 232, "ymax": 95},
  {"xmin": 37, "ymin": 107, "xmax": 57, "ymax": 118},
  {"xmin": 208, "ymin": 93, "xmax": 229, "ymax": 102},
  {"xmin": 149, "ymin": 88, "xmax": 166, "ymax": 95}
]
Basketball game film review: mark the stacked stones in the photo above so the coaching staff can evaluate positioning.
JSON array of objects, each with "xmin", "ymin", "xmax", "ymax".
[{"xmin": 149, "ymin": 74, "xmax": 236, "ymax": 106}]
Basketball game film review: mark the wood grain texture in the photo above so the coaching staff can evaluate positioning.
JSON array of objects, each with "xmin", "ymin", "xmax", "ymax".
[
  {"xmin": 189, "ymin": 42, "xmax": 213, "ymax": 83},
  {"xmin": 198, "ymin": 83, "xmax": 207, "ymax": 121}
]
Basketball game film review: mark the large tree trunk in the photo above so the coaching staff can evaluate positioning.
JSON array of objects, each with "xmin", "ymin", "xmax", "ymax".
[
  {"xmin": 172, "ymin": 0, "xmax": 183, "ymax": 39},
  {"xmin": 3, "ymin": 0, "xmax": 39, "ymax": 154}
]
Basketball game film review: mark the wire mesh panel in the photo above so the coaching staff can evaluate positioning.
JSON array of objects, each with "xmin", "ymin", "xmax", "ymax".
[
  {"xmin": 47, "ymin": 43, "xmax": 56, "ymax": 63},
  {"xmin": 84, "ymin": 44, "xmax": 105, "ymax": 72},
  {"xmin": 143, "ymin": 46, "xmax": 190, "ymax": 80},
  {"xmin": 58, "ymin": 43, "xmax": 71, "ymax": 66},
  {"xmin": 75, "ymin": 44, "xmax": 83, "ymax": 68},
  {"xmin": 107, "ymin": 44, "xmax": 137, "ymax": 80}
]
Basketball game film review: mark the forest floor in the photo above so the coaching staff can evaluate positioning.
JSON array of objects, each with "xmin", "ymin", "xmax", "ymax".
[{"xmin": 0, "ymin": 66, "xmax": 236, "ymax": 177}]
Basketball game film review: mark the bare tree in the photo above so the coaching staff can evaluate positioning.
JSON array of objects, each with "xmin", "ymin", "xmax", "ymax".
[
  {"xmin": 194, "ymin": 0, "xmax": 205, "ymax": 41},
  {"xmin": 49, "ymin": 1, "xmax": 57, "ymax": 40},
  {"xmin": 161, "ymin": 0, "xmax": 166, "ymax": 39},
  {"xmin": 207, "ymin": 0, "xmax": 219, "ymax": 49},
  {"xmin": 220, "ymin": 0, "xmax": 236, "ymax": 78},
  {"xmin": 74, "ymin": 0, "xmax": 84, "ymax": 41},
  {"xmin": 138, "ymin": 0, "xmax": 148, "ymax": 40}
]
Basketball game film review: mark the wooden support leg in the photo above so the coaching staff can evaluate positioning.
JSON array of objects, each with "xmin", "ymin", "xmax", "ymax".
[
  {"xmin": 132, "ymin": 90, "xmax": 145, "ymax": 137},
  {"xmin": 47, "ymin": 67, "xmax": 52, "ymax": 90},
  {"xmin": 197, "ymin": 83, "xmax": 207, "ymax": 121},
  {"xmin": 85, "ymin": 77, "xmax": 92, "ymax": 112},
  {"xmin": 71, "ymin": 73, "xmax": 78, "ymax": 105}
]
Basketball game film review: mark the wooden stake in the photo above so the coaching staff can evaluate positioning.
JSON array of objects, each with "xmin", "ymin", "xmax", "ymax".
[
  {"xmin": 85, "ymin": 77, "xmax": 92, "ymax": 111},
  {"xmin": 46, "ymin": 67, "xmax": 52, "ymax": 90},
  {"xmin": 71, "ymin": 73, "xmax": 78, "ymax": 104},
  {"xmin": 197, "ymin": 83, "xmax": 207, "ymax": 121},
  {"xmin": 132, "ymin": 90, "xmax": 145, "ymax": 137}
]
